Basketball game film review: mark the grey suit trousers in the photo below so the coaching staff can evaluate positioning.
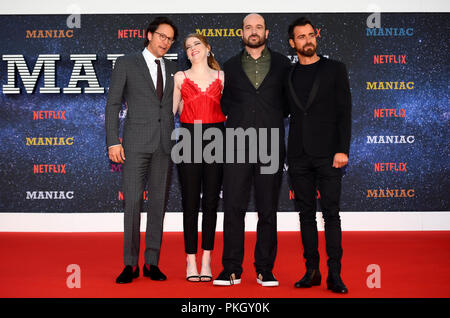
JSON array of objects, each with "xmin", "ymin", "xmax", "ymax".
[{"xmin": 122, "ymin": 143, "xmax": 170, "ymax": 266}]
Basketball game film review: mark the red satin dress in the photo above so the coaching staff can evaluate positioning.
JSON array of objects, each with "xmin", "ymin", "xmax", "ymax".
[{"xmin": 179, "ymin": 71, "xmax": 226, "ymax": 124}]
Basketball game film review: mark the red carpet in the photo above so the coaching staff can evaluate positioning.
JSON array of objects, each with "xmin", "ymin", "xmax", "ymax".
[{"xmin": 0, "ymin": 231, "xmax": 449, "ymax": 298}]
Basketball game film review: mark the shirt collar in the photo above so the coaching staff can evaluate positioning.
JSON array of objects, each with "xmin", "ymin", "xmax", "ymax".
[
  {"xmin": 142, "ymin": 48, "xmax": 163, "ymax": 64},
  {"xmin": 244, "ymin": 46, "xmax": 269, "ymax": 59}
]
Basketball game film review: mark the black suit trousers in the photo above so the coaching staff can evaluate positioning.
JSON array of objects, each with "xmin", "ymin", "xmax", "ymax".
[
  {"xmin": 222, "ymin": 155, "xmax": 283, "ymax": 276},
  {"xmin": 122, "ymin": 143, "xmax": 171, "ymax": 266},
  {"xmin": 288, "ymin": 153, "xmax": 343, "ymax": 274}
]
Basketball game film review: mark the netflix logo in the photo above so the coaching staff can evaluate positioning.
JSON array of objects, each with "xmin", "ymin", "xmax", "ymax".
[
  {"xmin": 374, "ymin": 162, "xmax": 407, "ymax": 172},
  {"xmin": 33, "ymin": 110, "xmax": 66, "ymax": 120},
  {"xmin": 373, "ymin": 54, "xmax": 407, "ymax": 64},
  {"xmin": 374, "ymin": 108, "xmax": 406, "ymax": 118},
  {"xmin": 117, "ymin": 29, "xmax": 146, "ymax": 39},
  {"xmin": 34, "ymin": 164, "xmax": 67, "ymax": 174}
]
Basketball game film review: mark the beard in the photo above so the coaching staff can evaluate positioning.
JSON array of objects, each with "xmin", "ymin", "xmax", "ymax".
[
  {"xmin": 243, "ymin": 34, "xmax": 267, "ymax": 48},
  {"xmin": 297, "ymin": 43, "xmax": 317, "ymax": 57}
]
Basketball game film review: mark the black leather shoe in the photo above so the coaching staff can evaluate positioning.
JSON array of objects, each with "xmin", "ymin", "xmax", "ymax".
[
  {"xmin": 326, "ymin": 273, "xmax": 348, "ymax": 293},
  {"xmin": 143, "ymin": 264, "xmax": 167, "ymax": 281},
  {"xmin": 294, "ymin": 269, "xmax": 321, "ymax": 288},
  {"xmin": 115, "ymin": 265, "xmax": 139, "ymax": 284}
]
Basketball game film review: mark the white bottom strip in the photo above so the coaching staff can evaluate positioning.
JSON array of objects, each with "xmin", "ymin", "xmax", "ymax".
[{"xmin": 0, "ymin": 212, "xmax": 449, "ymax": 232}]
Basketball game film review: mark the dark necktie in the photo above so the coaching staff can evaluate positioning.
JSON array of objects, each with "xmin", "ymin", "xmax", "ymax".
[{"xmin": 155, "ymin": 59, "xmax": 163, "ymax": 101}]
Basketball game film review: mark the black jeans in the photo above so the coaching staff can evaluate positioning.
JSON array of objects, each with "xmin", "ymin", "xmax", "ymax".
[
  {"xmin": 288, "ymin": 153, "xmax": 343, "ymax": 274},
  {"xmin": 222, "ymin": 153, "xmax": 284, "ymax": 276},
  {"xmin": 177, "ymin": 122, "xmax": 224, "ymax": 254}
]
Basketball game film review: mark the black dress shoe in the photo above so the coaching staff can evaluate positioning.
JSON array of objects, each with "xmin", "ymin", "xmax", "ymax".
[
  {"xmin": 326, "ymin": 273, "xmax": 348, "ymax": 293},
  {"xmin": 116, "ymin": 265, "xmax": 139, "ymax": 284},
  {"xmin": 294, "ymin": 269, "xmax": 321, "ymax": 288},
  {"xmin": 143, "ymin": 264, "xmax": 167, "ymax": 281}
]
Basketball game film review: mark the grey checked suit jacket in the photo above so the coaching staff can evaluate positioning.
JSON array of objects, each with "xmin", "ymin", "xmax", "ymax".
[{"xmin": 105, "ymin": 52, "xmax": 177, "ymax": 154}]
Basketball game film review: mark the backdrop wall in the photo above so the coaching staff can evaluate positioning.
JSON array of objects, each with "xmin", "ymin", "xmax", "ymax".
[{"xmin": 0, "ymin": 6, "xmax": 449, "ymax": 231}]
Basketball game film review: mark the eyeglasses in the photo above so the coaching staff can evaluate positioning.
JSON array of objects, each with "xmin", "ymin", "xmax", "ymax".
[{"xmin": 154, "ymin": 31, "xmax": 175, "ymax": 43}]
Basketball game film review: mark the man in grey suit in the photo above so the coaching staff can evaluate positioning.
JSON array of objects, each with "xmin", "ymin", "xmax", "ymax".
[{"xmin": 105, "ymin": 17, "xmax": 178, "ymax": 284}]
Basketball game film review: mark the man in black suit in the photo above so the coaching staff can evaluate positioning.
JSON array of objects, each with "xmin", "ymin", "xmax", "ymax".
[
  {"xmin": 286, "ymin": 17, "xmax": 352, "ymax": 293},
  {"xmin": 105, "ymin": 17, "xmax": 178, "ymax": 284},
  {"xmin": 213, "ymin": 13, "xmax": 291, "ymax": 287}
]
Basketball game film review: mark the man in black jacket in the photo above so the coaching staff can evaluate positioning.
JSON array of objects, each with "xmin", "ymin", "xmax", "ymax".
[
  {"xmin": 286, "ymin": 17, "xmax": 352, "ymax": 293},
  {"xmin": 213, "ymin": 13, "xmax": 291, "ymax": 287}
]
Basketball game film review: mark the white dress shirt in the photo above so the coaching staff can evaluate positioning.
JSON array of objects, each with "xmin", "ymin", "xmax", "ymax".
[{"xmin": 142, "ymin": 48, "xmax": 166, "ymax": 89}]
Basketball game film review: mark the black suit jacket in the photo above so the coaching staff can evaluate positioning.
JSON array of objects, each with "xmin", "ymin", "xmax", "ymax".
[
  {"xmin": 221, "ymin": 48, "xmax": 291, "ymax": 153},
  {"xmin": 287, "ymin": 56, "xmax": 352, "ymax": 159}
]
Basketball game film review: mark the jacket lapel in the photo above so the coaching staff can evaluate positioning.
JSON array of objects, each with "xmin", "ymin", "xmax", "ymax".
[
  {"xmin": 288, "ymin": 65, "xmax": 306, "ymax": 111},
  {"xmin": 236, "ymin": 51, "xmax": 257, "ymax": 91},
  {"xmin": 304, "ymin": 58, "xmax": 323, "ymax": 110},
  {"xmin": 162, "ymin": 57, "xmax": 174, "ymax": 101},
  {"xmin": 256, "ymin": 47, "xmax": 274, "ymax": 90},
  {"xmin": 288, "ymin": 57, "xmax": 324, "ymax": 112},
  {"xmin": 135, "ymin": 53, "xmax": 157, "ymax": 95}
]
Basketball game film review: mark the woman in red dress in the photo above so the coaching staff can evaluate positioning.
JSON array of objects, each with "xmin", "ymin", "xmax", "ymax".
[{"xmin": 173, "ymin": 33, "xmax": 226, "ymax": 282}]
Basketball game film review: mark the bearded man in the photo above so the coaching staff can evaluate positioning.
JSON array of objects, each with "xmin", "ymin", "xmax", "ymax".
[
  {"xmin": 212, "ymin": 13, "xmax": 291, "ymax": 287},
  {"xmin": 286, "ymin": 17, "xmax": 352, "ymax": 294}
]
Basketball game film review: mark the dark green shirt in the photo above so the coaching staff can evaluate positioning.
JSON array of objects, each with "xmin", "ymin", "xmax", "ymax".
[{"xmin": 241, "ymin": 46, "xmax": 271, "ymax": 89}]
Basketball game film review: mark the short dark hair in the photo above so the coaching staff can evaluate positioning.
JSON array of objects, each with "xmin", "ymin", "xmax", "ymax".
[
  {"xmin": 144, "ymin": 16, "xmax": 178, "ymax": 47},
  {"xmin": 288, "ymin": 17, "xmax": 315, "ymax": 40}
]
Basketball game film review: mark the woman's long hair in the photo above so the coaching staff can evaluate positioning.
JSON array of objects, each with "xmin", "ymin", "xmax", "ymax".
[{"xmin": 184, "ymin": 33, "xmax": 221, "ymax": 71}]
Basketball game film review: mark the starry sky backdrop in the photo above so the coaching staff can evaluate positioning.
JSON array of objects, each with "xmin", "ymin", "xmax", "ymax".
[{"xmin": 0, "ymin": 13, "xmax": 448, "ymax": 212}]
